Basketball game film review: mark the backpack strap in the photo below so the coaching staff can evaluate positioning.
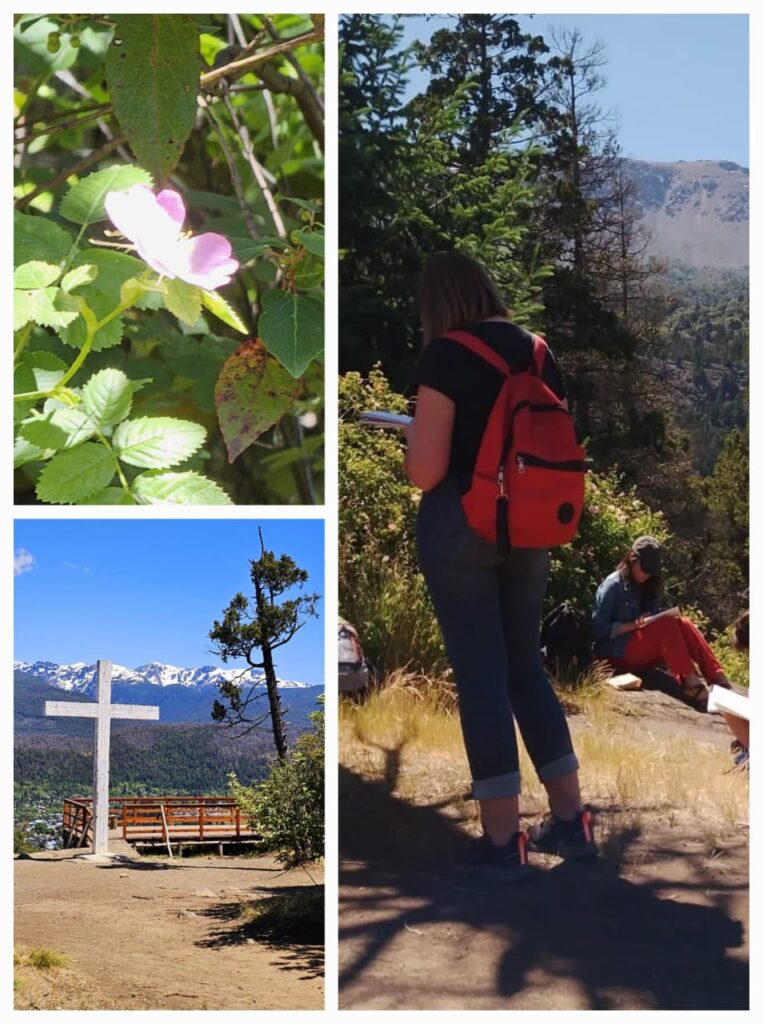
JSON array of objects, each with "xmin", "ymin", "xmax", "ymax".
[
  {"xmin": 530, "ymin": 334, "xmax": 549, "ymax": 376},
  {"xmin": 443, "ymin": 329, "xmax": 510, "ymax": 375},
  {"xmin": 444, "ymin": 328, "xmax": 546, "ymax": 377}
]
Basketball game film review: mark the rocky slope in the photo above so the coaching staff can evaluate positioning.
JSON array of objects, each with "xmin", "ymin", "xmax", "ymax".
[{"xmin": 626, "ymin": 159, "xmax": 748, "ymax": 270}]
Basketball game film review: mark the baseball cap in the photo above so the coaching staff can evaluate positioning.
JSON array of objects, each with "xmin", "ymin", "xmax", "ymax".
[{"xmin": 632, "ymin": 536, "xmax": 661, "ymax": 576}]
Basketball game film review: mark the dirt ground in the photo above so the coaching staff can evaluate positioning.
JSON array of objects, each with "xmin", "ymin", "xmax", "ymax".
[
  {"xmin": 339, "ymin": 688, "xmax": 749, "ymax": 1010},
  {"xmin": 14, "ymin": 851, "xmax": 323, "ymax": 1010}
]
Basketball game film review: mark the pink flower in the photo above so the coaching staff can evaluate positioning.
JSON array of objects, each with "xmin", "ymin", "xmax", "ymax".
[{"xmin": 104, "ymin": 185, "xmax": 239, "ymax": 291}]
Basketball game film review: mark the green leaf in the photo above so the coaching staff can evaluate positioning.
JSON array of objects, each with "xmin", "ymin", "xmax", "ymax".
[
  {"xmin": 200, "ymin": 290, "xmax": 247, "ymax": 333},
  {"xmin": 81, "ymin": 368, "xmax": 137, "ymax": 428},
  {"xmin": 295, "ymin": 228, "xmax": 324, "ymax": 258},
  {"xmin": 14, "ymin": 363, "xmax": 37, "ymax": 422},
  {"xmin": 14, "ymin": 433, "xmax": 51, "ymax": 468},
  {"xmin": 275, "ymin": 194, "xmax": 321, "ymax": 214},
  {"xmin": 14, "ymin": 289, "xmax": 46, "ymax": 332},
  {"xmin": 14, "ymin": 287, "xmax": 81, "ymax": 331},
  {"xmin": 59, "ymin": 165, "xmax": 153, "ymax": 225},
  {"xmin": 36, "ymin": 444, "xmax": 116, "ymax": 504},
  {"xmin": 133, "ymin": 471, "xmax": 233, "ymax": 505},
  {"xmin": 14, "ymin": 211, "xmax": 73, "ymax": 268},
  {"xmin": 164, "ymin": 278, "xmax": 202, "ymax": 326},
  {"xmin": 59, "ymin": 251, "xmax": 145, "ymax": 351},
  {"xmin": 112, "ymin": 416, "xmax": 206, "ymax": 469},
  {"xmin": 61, "ymin": 264, "xmax": 98, "ymax": 292},
  {"xmin": 106, "ymin": 16, "xmax": 200, "ymax": 182},
  {"xmin": 70, "ymin": 249, "xmax": 145, "ymax": 292},
  {"xmin": 20, "ymin": 408, "xmax": 97, "ymax": 451},
  {"xmin": 27, "ymin": 352, "xmax": 68, "ymax": 392},
  {"xmin": 258, "ymin": 291, "xmax": 324, "ymax": 377},
  {"xmin": 79, "ymin": 488, "xmax": 136, "ymax": 505},
  {"xmin": 14, "ymin": 261, "xmax": 61, "ymax": 289},
  {"xmin": 215, "ymin": 338, "xmax": 300, "ymax": 462}
]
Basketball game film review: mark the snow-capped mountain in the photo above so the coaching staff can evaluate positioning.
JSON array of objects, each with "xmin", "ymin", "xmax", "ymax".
[{"xmin": 14, "ymin": 660, "xmax": 312, "ymax": 694}]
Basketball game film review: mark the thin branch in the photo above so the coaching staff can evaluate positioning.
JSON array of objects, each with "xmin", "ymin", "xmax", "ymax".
[
  {"xmin": 199, "ymin": 28, "xmax": 324, "ymax": 88},
  {"xmin": 15, "ymin": 135, "xmax": 125, "ymax": 210},
  {"xmin": 54, "ymin": 69, "xmax": 132, "ymax": 163},
  {"xmin": 254, "ymin": 62, "xmax": 324, "ymax": 152},
  {"xmin": 261, "ymin": 15, "xmax": 324, "ymax": 117},
  {"xmin": 15, "ymin": 106, "xmax": 111, "ymax": 145},
  {"xmin": 221, "ymin": 93, "xmax": 287, "ymax": 239},
  {"xmin": 199, "ymin": 95, "xmax": 260, "ymax": 242}
]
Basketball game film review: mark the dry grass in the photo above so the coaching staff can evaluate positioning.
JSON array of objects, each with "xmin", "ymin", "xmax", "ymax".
[
  {"xmin": 340, "ymin": 670, "xmax": 749, "ymax": 842},
  {"xmin": 13, "ymin": 945, "xmax": 119, "ymax": 1011}
]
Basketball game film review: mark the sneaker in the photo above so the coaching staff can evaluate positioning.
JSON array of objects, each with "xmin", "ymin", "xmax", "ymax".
[
  {"xmin": 526, "ymin": 808, "xmax": 598, "ymax": 860},
  {"xmin": 733, "ymin": 748, "xmax": 749, "ymax": 771},
  {"xmin": 450, "ymin": 830, "xmax": 533, "ymax": 881}
]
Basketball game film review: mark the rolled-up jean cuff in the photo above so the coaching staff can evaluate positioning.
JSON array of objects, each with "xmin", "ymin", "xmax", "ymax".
[
  {"xmin": 537, "ymin": 752, "xmax": 579, "ymax": 783},
  {"xmin": 471, "ymin": 771, "xmax": 521, "ymax": 800}
]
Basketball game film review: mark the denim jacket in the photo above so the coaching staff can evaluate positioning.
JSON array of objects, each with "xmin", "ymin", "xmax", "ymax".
[{"xmin": 590, "ymin": 570, "xmax": 660, "ymax": 660}]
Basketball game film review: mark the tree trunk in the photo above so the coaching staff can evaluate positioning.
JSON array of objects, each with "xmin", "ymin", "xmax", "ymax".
[
  {"xmin": 253, "ymin": 571, "xmax": 289, "ymax": 761},
  {"xmin": 261, "ymin": 640, "xmax": 289, "ymax": 761}
]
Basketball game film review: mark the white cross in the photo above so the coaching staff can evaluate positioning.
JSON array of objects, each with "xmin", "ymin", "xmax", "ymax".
[{"xmin": 45, "ymin": 660, "xmax": 159, "ymax": 855}]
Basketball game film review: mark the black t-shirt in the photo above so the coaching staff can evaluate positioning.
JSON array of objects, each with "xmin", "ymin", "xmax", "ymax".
[{"xmin": 414, "ymin": 320, "xmax": 566, "ymax": 487}]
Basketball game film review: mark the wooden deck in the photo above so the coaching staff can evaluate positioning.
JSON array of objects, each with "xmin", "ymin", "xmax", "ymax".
[{"xmin": 63, "ymin": 796, "xmax": 259, "ymax": 854}]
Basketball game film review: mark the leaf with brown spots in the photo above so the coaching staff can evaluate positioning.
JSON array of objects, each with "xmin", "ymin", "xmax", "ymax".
[{"xmin": 215, "ymin": 338, "xmax": 300, "ymax": 463}]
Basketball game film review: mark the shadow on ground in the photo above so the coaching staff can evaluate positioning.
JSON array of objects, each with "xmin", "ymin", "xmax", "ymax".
[
  {"xmin": 339, "ymin": 752, "xmax": 748, "ymax": 1011},
  {"xmin": 196, "ymin": 884, "xmax": 324, "ymax": 982}
]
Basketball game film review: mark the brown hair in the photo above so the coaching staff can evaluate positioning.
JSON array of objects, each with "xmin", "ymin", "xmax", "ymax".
[
  {"xmin": 418, "ymin": 252, "xmax": 508, "ymax": 345},
  {"xmin": 617, "ymin": 552, "xmax": 662, "ymax": 610}
]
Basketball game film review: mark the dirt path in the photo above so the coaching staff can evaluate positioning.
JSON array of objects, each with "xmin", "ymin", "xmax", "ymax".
[
  {"xmin": 339, "ymin": 689, "xmax": 748, "ymax": 1010},
  {"xmin": 15, "ymin": 851, "xmax": 323, "ymax": 1010}
]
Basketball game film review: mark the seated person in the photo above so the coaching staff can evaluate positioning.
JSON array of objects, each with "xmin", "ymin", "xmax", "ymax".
[
  {"xmin": 591, "ymin": 536, "xmax": 731, "ymax": 706},
  {"xmin": 724, "ymin": 609, "xmax": 749, "ymax": 768}
]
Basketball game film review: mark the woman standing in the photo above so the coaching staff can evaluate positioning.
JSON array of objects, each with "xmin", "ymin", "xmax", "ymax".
[
  {"xmin": 404, "ymin": 251, "xmax": 596, "ymax": 880},
  {"xmin": 590, "ymin": 536, "xmax": 732, "ymax": 704}
]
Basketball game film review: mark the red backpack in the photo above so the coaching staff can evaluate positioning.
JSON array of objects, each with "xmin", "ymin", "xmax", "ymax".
[{"xmin": 444, "ymin": 329, "xmax": 587, "ymax": 551}]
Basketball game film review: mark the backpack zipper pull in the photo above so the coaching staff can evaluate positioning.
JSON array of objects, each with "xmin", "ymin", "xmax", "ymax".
[
  {"xmin": 498, "ymin": 465, "xmax": 505, "ymax": 495},
  {"xmin": 517, "ymin": 455, "xmax": 525, "ymax": 474}
]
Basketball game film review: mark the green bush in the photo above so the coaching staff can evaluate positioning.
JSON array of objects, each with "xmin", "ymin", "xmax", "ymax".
[
  {"xmin": 339, "ymin": 367, "xmax": 677, "ymax": 678},
  {"xmin": 229, "ymin": 704, "xmax": 324, "ymax": 866},
  {"xmin": 550, "ymin": 471, "xmax": 670, "ymax": 611}
]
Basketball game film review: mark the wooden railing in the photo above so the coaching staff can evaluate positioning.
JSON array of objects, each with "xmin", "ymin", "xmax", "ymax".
[{"xmin": 62, "ymin": 796, "xmax": 256, "ymax": 848}]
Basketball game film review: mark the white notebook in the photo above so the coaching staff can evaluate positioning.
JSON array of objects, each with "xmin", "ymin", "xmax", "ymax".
[
  {"xmin": 707, "ymin": 686, "xmax": 750, "ymax": 720},
  {"xmin": 359, "ymin": 410, "xmax": 412, "ymax": 431}
]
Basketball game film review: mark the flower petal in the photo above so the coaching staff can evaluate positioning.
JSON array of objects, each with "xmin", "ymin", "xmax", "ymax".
[
  {"xmin": 179, "ymin": 233, "xmax": 239, "ymax": 290},
  {"xmin": 156, "ymin": 189, "xmax": 186, "ymax": 228}
]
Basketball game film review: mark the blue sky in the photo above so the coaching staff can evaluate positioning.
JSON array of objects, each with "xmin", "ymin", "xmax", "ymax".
[
  {"xmin": 400, "ymin": 14, "xmax": 749, "ymax": 167},
  {"xmin": 14, "ymin": 519, "xmax": 325, "ymax": 686}
]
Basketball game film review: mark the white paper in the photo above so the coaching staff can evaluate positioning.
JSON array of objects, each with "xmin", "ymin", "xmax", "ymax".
[{"xmin": 707, "ymin": 686, "xmax": 750, "ymax": 720}]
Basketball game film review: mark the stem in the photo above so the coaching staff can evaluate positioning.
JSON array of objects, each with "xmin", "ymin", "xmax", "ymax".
[
  {"xmin": 14, "ymin": 323, "xmax": 33, "ymax": 364},
  {"xmin": 98, "ymin": 431, "xmax": 132, "ymax": 496},
  {"xmin": 281, "ymin": 414, "xmax": 316, "ymax": 504},
  {"xmin": 14, "ymin": 295, "xmax": 134, "ymax": 403}
]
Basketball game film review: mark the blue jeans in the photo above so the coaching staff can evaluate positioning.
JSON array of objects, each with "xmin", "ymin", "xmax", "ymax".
[{"xmin": 417, "ymin": 479, "xmax": 579, "ymax": 799}]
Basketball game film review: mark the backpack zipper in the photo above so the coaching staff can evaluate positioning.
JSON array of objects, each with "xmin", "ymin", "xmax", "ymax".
[{"xmin": 515, "ymin": 452, "xmax": 587, "ymax": 472}]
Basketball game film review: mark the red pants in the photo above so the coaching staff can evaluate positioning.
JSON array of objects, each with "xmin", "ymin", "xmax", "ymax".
[{"xmin": 611, "ymin": 616, "xmax": 723, "ymax": 685}]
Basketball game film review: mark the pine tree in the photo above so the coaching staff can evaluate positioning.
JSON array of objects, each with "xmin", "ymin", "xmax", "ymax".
[{"xmin": 209, "ymin": 528, "xmax": 319, "ymax": 761}]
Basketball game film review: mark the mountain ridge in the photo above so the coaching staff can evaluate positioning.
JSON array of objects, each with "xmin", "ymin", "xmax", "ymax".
[
  {"xmin": 624, "ymin": 158, "xmax": 748, "ymax": 270},
  {"xmin": 14, "ymin": 659, "xmax": 314, "ymax": 693}
]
